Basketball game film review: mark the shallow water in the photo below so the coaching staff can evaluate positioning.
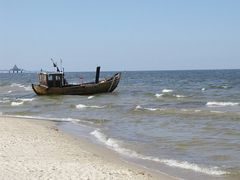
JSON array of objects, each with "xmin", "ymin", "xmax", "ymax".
[{"xmin": 1, "ymin": 70, "xmax": 240, "ymax": 179}]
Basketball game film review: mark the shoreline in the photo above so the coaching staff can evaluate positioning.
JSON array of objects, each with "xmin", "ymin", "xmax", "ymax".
[{"xmin": 0, "ymin": 116, "xmax": 177, "ymax": 179}]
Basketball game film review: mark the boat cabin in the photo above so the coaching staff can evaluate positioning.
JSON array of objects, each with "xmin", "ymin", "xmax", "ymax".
[{"xmin": 38, "ymin": 72, "xmax": 66, "ymax": 87}]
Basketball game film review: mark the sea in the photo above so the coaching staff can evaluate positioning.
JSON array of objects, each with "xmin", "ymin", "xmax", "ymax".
[{"xmin": 0, "ymin": 70, "xmax": 240, "ymax": 180}]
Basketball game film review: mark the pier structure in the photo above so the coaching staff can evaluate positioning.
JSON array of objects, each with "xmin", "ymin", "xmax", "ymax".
[
  {"xmin": 0, "ymin": 65, "xmax": 29, "ymax": 73},
  {"xmin": 9, "ymin": 65, "xmax": 23, "ymax": 73}
]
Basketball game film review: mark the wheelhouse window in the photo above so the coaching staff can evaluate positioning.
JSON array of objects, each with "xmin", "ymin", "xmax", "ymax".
[
  {"xmin": 48, "ymin": 73, "xmax": 63, "ymax": 87},
  {"xmin": 48, "ymin": 75, "xmax": 53, "ymax": 81},
  {"xmin": 39, "ymin": 73, "xmax": 48, "ymax": 86}
]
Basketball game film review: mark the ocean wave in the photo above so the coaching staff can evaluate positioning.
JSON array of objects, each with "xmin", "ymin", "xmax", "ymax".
[
  {"xmin": 155, "ymin": 89, "xmax": 185, "ymax": 98},
  {"xmin": 135, "ymin": 105, "xmax": 160, "ymax": 111},
  {"xmin": 210, "ymin": 111, "xmax": 224, "ymax": 114},
  {"xmin": 174, "ymin": 94, "xmax": 186, "ymax": 98},
  {"xmin": 59, "ymin": 117, "xmax": 94, "ymax": 124},
  {"xmin": 209, "ymin": 85, "xmax": 230, "ymax": 89},
  {"xmin": 8, "ymin": 90, "xmax": 12, "ymax": 93},
  {"xmin": 10, "ymin": 83, "xmax": 24, "ymax": 88},
  {"xmin": 11, "ymin": 102, "xmax": 24, "ymax": 106},
  {"xmin": 206, "ymin": 102, "xmax": 239, "ymax": 107},
  {"xmin": 91, "ymin": 129, "xmax": 228, "ymax": 176},
  {"xmin": 2, "ymin": 115, "xmax": 94, "ymax": 124},
  {"xmin": 17, "ymin": 98, "xmax": 35, "ymax": 102},
  {"xmin": 155, "ymin": 93, "xmax": 163, "ymax": 98},
  {"xmin": 162, "ymin": 89, "xmax": 173, "ymax": 93},
  {"xmin": 76, "ymin": 104, "xmax": 105, "ymax": 109},
  {"xmin": 9, "ymin": 98, "xmax": 35, "ymax": 106},
  {"xmin": 23, "ymin": 86, "xmax": 32, "ymax": 91},
  {"xmin": 135, "ymin": 105, "xmax": 237, "ymax": 118},
  {"xmin": 0, "ymin": 99, "xmax": 11, "ymax": 103},
  {"xmin": 88, "ymin": 96, "xmax": 95, "ymax": 99},
  {"xmin": 10, "ymin": 83, "xmax": 31, "ymax": 91}
]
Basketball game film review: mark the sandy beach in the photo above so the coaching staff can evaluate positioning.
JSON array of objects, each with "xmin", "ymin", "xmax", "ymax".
[{"xmin": 0, "ymin": 116, "xmax": 176, "ymax": 180}]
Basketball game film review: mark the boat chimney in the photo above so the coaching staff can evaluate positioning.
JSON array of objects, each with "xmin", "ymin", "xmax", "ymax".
[{"xmin": 95, "ymin": 66, "xmax": 101, "ymax": 84}]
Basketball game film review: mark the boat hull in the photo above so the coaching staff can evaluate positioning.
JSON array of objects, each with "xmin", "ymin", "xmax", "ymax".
[{"xmin": 32, "ymin": 73, "xmax": 121, "ymax": 95}]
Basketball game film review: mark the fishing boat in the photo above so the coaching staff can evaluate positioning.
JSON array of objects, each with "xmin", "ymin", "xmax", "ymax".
[{"xmin": 32, "ymin": 63, "xmax": 121, "ymax": 95}]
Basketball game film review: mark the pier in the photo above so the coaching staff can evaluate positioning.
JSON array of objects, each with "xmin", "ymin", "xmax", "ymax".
[{"xmin": 0, "ymin": 65, "xmax": 29, "ymax": 73}]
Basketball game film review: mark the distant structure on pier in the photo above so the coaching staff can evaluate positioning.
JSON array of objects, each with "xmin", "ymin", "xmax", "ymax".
[
  {"xmin": 0, "ymin": 65, "xmax": 31, "ymax": 73},
  {"xmin": 9, "ymin": 65, "xmax": 24, "ymax": 73}
]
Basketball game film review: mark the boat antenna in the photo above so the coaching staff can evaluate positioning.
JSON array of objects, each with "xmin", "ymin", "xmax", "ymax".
[{"xmin": 60, "ymin": 58, "xmax": 63, "ymax": 73}]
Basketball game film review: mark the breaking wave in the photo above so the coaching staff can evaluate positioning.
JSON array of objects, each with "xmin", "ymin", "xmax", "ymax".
[
  {"xmin": 10, "ymin": 83, "xmax": 31, "ymax": 91},
  {"xmin": 11, "ymin": 102, "xmax": 24, "ymax": 106},
  {"xmin": 76, "ymin": 104, "xmax": 105, "ymax": 109},
  {"xmin": 209, "ymin": 85, "xmax": 230, "ymax": 89},
  {"xmin": 206, "ymin": 102, "xmax": 239, "ymax": 107},
  {"xmin": 134, "ymin": 105, "xmax": 240, "ymax": 119},
  {"xmin": 23, "ymin": 86, "xmax": 32, "ymax": 91},
  {"xmin": 0, "ymin": 99, "xmax": 10, "ymax": 103},
  {"xmin": 10, "ymin": 83, "xmax": 24, "ymax": 88},
  {"xmin": 91, "ymin": 129, "xmax": 228, "ymax": 176},
  {"xmin": 2, "ymin": 115, "xmax": 94, "ymax": 124},
  {"xmin": 88, "ymin": 96, "xmax": 95, "ymax": 99},
  {"xmin": 175, "ymin": 94, "xmax": 186, "ymax": 98},
  {"xmin": 155, "ymin": 93, "xmax": 163, "ymax": 98},
  {"xmin": 155, "ymin": 89, "xmax": 185, "ymax": 98},
  {"xmin": 135, "ymin": 105, "xmax": 161, "ymax": 111},
  {"xmin": 18, "ymin": 98, "xmax": 35, "ymax": 102},
  {"xmin": 162, "ymin": 89, "xmax": 173, "ymax": 93},
  {"xmin": 9, "ymin": 98, "xmax": 35, "ymax": 106}
]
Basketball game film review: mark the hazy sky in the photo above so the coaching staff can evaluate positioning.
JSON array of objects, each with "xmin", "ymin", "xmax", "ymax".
[{"xmin": 1, "ymin": 0, "xmax": 240, "ymax": 71}]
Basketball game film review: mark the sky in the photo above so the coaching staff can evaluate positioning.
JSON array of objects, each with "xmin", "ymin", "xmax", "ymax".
[{"xmin": 0, "ymin": 0, "xmax": 240, "ymax": 71}]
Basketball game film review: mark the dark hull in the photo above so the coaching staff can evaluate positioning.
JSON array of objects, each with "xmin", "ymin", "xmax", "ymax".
[{"xmin": 32, "ymin": 73, "xmax": 121, "ymax": 95}]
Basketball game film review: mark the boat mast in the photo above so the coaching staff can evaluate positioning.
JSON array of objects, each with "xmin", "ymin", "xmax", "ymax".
[{"xmin": 51, "ymin": 58, "xmax": 60, "ymax": 72}]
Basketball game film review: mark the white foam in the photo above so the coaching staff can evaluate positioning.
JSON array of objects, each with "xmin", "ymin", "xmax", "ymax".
[
  {"xmin": 206, "ymin": 102, "xmax": 239, "ymax": 107},
  {"xmin": 8, "ymin": 90, "xmax": 12, "ymax": 93},
  {"xmin": 135, "ymin": 105, "xmax": 163, "ymax": 112},
  {"xmin": 18, "ymin": 98, "xmax": 35, "ymax": 102},
  {"xmin": 155, "ymin": 93, "xmax": 163, "ymax": 98},
  {"xmin": 88, "ymin": 96, "xmax": 95, "ymax": 99},
  {"xmin": 91, "ymin": 129, "xmax": 228, "ymax": 176},
  {"xmin": 10, "ymin": 83, "xmax": 31, "ymax": 91},
  {"xmin": 201, "ymin": 88, "xmax": 206, "ymax": 91},
  {"xmin": 194, "ymin": 110, "xmax": 202, "ymax": 112},
  {"xmin": 175, "ymin": 94, "xmax": 186, "ymax": 98},
  {"xmin": 59, "ymin": 117, "xmax": 94, "ymax": 124},
  {"xmin": 159, "ymin": 159, "xmax": 227, "ymax": 176},
  {"xmin": 0, "ymin": 97, "xmax": 10, "ymax": 103},
  {"xmin": 162, "ymin": 89, "xmax": 173, "ymax": 93},
  {"xmin": 210, "ymin": 111, "xmax": 224, "ymax": 114},
  {"xmin": 11, "ymin": 102, "xmax": 24, "ymax": 106},
  {"xmin": 91, "ymin": 129, "xmax": 140, "ymax": 157},
  {"xmin": 0, "ymin": 100, "xmax": 10, "ymax": 103},
  {"xmin": 145, "ymin": 107, "xmax": 158, "ymax": 111},
  {"xmin": 135, "ymin": 105, "xmax": 142, "ymax": 110},
  {"xmin": 10, "ymin": 83, "xmax": 23, "ymax": 87},
  {"xmin": 24, "ymin": 86, "xmax": 32, "ymax": 91},
  {"xmin": 76, "ymin": 104, "xmax": 105, "ymax": 109}
]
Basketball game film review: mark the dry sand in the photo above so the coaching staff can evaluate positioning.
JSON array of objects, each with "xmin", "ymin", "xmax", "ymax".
[{"xmin": 0, "ymin": 116, "xmax": 177, "ymax": 180}]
